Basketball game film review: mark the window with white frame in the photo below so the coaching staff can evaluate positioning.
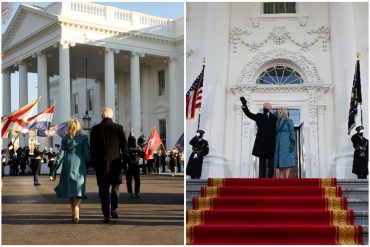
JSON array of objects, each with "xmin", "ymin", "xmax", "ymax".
[
  {"xmin": 87, "ymin": 89, "xmax": 94, "ymax": 111},
  {"xmin": 159, "ymin": 119, "xmax": 166, "ymax": 148},
  {"xmin": 158, "ymin": 70, "xmax": 165, "ymax": 96},
  {"xmin": 257, "ymin": 65, "xmax": 304, "ymax": 85},
  {"xmin": 73, "ymin": 93, "xmax": 79, "ymax": 114},
  {"xmin": 263, "ymin": 2, "xmax": 296, "ymax": 14}
]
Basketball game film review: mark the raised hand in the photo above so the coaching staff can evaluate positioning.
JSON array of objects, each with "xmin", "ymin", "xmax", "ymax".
[{"xmin": 240, "ymin": 97, "xmax": 247, "ymax": 106}]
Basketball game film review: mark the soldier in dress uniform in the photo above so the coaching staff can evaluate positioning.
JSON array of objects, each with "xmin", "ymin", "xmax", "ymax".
[
  {"xmin": 186, "ymin": 130, "xmax": 209, "ymax": 179},
  {"xmin": 153, "ymin": 151, "xmax": 160, "ymax": 174},
  {"xmin": 160, "ymin": 148, "xmax": 167, "ymax": 173},
  {"xmin": 33, "ymin": 143, "xmax": 43, "ymax": 185},
  {"xmin": 47, "ymin": 147, "xmax": 57, "ymax": 181},
  {"xmin": 351, "ymin": 126, "xmax": 368, "ymax": 179},
  {"xmin": 126, "ymin": 133, "xmax": 144, "ymax": 198},
  {"xmin": 137, "ymin": 135, "xmax": 147, "ymax": 175},
  {"xmin": 169, "ymin": 149, "xmax": 177, "ymax": 176}
]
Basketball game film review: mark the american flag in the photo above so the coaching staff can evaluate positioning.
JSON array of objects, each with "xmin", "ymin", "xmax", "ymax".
[{"xmin": 186, "ymin": 66, "xmax": 205, "ymax": 119}]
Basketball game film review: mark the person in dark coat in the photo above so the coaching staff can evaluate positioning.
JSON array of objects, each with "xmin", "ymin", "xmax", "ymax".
[
  {"xmin": 169, "ymin": 149, "xmax": 177, "ymax": 176},
  {"xmin": 137, "ymin": 135, "xmax": 147, "ymax": 175},
  {"xmin": 160, "ymin": 149, "xmax": 166, "ymax": 173},
  {"xmin": 186, "ymin": 130, "xmax": 209, "ymax": 179},
  {"xmin": 351, "ymin": 126, "xmax": 368, "ymax": 179},
  {"xmin": 240, "ymin": 97, "xmax": 277, "ymax": 178},
  {"xmin": 33, "ymin": 143, "xmax": 43, "ymax": 185},
  {"xmin": 90, "ymin": 107, "xmax": 129, "ymax": 223},
  {"xmin": 153, "ymin": 151, "xmax": 160, "ymax": 174},
  {"xmin": 47, "ymin": 147, "xmax": 57, "ymax": 181},
  {"xmin": 126, "ymin": 133, "xmax": 144, "ymax": 198}
]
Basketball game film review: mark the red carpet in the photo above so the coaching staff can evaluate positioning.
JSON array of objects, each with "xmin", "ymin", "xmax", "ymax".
[{"xmin": 187, "ymin": 178, "xmax": 363, "ymax": 245}]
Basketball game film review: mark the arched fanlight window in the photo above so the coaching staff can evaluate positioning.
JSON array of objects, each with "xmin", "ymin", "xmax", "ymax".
[{"xmin": 257, "ymin": 65, "xmax": 304, "ymax": 85}]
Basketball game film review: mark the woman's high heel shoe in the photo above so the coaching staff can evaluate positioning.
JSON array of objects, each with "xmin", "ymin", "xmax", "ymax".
[{"xmin": 73, "ymin": 207, "xmax": 79, "ymax": 223}]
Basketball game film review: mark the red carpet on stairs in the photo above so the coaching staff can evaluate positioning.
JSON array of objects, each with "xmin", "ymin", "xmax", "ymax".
[{"xmin": 186, "ymin": 178, "xmax": 363, "ymax": 245}]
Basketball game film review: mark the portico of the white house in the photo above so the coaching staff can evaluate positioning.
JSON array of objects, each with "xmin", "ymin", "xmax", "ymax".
[{"xmin": 2, "ymin": 2, "xmax": 184, "ymax": 150}]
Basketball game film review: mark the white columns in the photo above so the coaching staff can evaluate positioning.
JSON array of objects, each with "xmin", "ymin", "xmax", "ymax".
[
  {"xmin": 317, "ymin": 90, "xmax": 328, "ymax": 177},
  {"xmin": 2, "ymin": 70, "xmax": 11, "ymax": 115},
  {"xmin": 199, "ymin": 3, "xmax": 230, "ymax": 178},
  {"xmin": 167, "ymin": 57, "xmax": 179, "ymax": 148},
  {"xmin": 104, "ymin": 48, "xmax": 115, "ymax": 111},
  {"xmin": 329, "ymin": 3, "xmax": 357, "ymax": 178},
  {"xmin": 59, "ymin": 43, "xmax": 71, "ymax": 122},
  {"xmin": 37, "ymin": 52, "xmax": 48, "ymax": 111},
  {"xmin": 130, "ymin": 52, "xmax": 142, "ymax": 136},
  {"xmin": 18, "ymin": 61, "xmax": 28, "ymax": 107}
]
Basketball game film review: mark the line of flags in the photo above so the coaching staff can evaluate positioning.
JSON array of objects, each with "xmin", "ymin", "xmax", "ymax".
[{"xmin": 1, "ymin": 97, "xmax": 60, "ymax": 139}]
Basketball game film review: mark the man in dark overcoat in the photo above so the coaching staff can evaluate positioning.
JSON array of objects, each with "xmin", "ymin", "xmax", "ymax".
[
  {"xmin": 351, "ymin": 126, "xmax": 368, "ymax": 179},
  {"xmin": 186, "ymin": 130, "xmax": 209, "ymax": 179},
  {"xmin": 240, "ymin": 97, "xmax": 277, "ymax": 178},
  {"xmin": 90, "ymin": 107, "xmax": 129, "ymax": 223}
]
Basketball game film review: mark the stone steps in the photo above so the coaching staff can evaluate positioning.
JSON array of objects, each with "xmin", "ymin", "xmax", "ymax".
[{"xmin": 186, "ymin": 179, "xmax": 369, "ymax": 244}]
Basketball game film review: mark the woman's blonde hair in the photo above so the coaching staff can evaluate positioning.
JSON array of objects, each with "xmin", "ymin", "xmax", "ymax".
[
  {"xmin": 276, "ymin": 108, "xmax": 288, "ymax": 120},
  {"xmin": 66, "ymin": 118, "xmax": 81, "ymax": 138}
]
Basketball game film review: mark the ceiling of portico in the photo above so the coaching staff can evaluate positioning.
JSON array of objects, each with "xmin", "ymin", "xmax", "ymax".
[{"xmin": 11, "ymin": 44, "xmax": 169, "ymax": 79}]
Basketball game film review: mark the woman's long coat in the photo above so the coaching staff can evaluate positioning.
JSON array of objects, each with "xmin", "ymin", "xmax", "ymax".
[
  {"xmin": 54, "ymin": 134, "xmax": 91, "ymax": 198},
  {"xmin": 273, "ymin": 118, "xmax": 296, "ymax": 168}
]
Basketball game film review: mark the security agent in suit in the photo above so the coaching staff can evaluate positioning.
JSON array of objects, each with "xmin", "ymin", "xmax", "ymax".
[
  {"xmin": 126, "ymin": 133, "xmax": 144, "ymax": 198},
  {"xmin": 240, "ymin": 97, "xmax": 277, "ymax": 178},
  {"xmin": 90, "ymin": 107, "xmax": 129, "ymax": 223},
  {"xmin": 351, "ymin": 126, "xmax": 368, "ymax": 179},
  {"xmin": 137, "ymin": 135, "xmax": 147, "ymax": 175},
  {"xmin": 186, "ymin": 130, "xmax": 209, "ymax": 179}
]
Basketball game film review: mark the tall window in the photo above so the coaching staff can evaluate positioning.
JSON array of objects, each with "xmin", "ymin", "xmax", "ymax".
[
  {"xmin": 264, "ymin": 2, "xmax": 296, "ymax": 14},
  {"xmin": 159, "ymin": 119, "xmax": 166, "ymax": 148},
  {"xmin": 87, "ymin": 89, "xmax": 94, "ymax": 111},
  {"xmin": 73, "ymin": 93, "xmax": 79, "ymax": 114},
  {"xmin": 257, "ymin": 66, "xmax": 304, "ymax": 85},
  {"xmin": 158, "ymin": 70, "xmax": 165, "ymax": 96}
]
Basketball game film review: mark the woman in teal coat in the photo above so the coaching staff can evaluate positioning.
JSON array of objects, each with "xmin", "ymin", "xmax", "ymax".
[
  {"xmin": 273, "ymin": 108, "xmax": 296, "ymax": 178},
  {"xmin": 54, "ymin": 118, "xmax": 91, "ymax": 223}
]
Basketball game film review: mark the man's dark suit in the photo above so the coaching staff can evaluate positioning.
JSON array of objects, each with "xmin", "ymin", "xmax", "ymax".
[
  {"xmin": 241, "ymin": 104, "xmax": 277, "ymax": 178},
  {"xmin": 90, "ymin": 118, "xmax": 129, "ymax": 218}
]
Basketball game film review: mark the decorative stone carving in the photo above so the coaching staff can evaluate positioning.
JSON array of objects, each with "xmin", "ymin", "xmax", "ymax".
[
  {"xmin": 230, "ymin": 25, "xmax": 330, "ymax": 53},
  {"xmin": 237, "ymin": 48, "xmax": 323, "ymax": 85}
]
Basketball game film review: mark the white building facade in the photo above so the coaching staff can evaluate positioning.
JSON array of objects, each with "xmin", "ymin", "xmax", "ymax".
[
  {"xmin": 2, "ymin": 2, "xmax": 184, "ymax": 152},
  {"xmin": 186, "ymin": 2, "xmax": 368, "ymax": 179}
]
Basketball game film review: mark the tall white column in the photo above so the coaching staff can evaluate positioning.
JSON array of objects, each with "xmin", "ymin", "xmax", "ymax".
[
  {"xmin": 317, "ymin": 90, "xmax": 328, "ymax": 177},
  {"xmin": 2, "ymin": 70, "xmax": 11, "ymax": 115},
  {"xmin": 167, "ymin": 57, "xmax": 179, "ymax": 148},
  {"xmin": 59, "ymin": 43, "xmax": 71, "ymax": 122},
  {"xmin": 19, "ymin": 61, "xmax": 28, "ymax": 107},
  {"xmin": 37, "ymin": 52, "xmax": 48, "ymax": 111},
  {"xmin": 199, "ymin": 3, "xmax": 230, "ymax": 178},
  {"xmin": 104, "ymin": 48, "xmax": 115, "ymax": 111},
  {"xmin": 329, "ymin": 3, "xmax": 357, "ymax": 178},
  {"xmin": 130, "ymin": 52, "xmax": 142, "ymax": 136}
]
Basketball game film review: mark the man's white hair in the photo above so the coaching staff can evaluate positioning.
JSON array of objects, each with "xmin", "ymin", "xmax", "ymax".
[{"xmin": 102, "ymin": 107, "xmax": 114, "ymax": 119}]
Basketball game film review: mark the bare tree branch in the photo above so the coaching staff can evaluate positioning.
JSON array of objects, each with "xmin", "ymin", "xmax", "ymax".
[{"xmin": 2, "ymin": 2, "xmax": 14, "ymax": 26}]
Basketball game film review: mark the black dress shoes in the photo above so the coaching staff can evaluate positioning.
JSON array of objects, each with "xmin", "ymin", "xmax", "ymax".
[
  {"xmin": 103, "ymin": 217, "xmax": 110, "ymax": 223},
  {"xmin": 111, "ymin": 210, "xmax": 119, "ymax": 219}
]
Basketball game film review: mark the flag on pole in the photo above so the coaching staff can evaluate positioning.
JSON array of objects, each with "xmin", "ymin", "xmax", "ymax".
[
  {"xmin": 26, "ymin": 105, "xmax": 55, "ymax": 130},
  {"xmin": 143, "ymin": 127, "xmax": 162, "ymax": 160},
  {"xmin": 186, "ymin": 65, "xmax": 205, "ymax": 119},
  {"xmin": 348, "ymin": 59, "xmax": 362, "ymax": 134},
  {"xmin": 174, "ymin": 133, "xmax": 184, "ymax": 152},
  {"xmin": 36, "ymin": 121, "xmax": 68, "ymax": 138},
  {"xmin": 1, "ymin": 97, "xmax": 41, "ymax": 138}
]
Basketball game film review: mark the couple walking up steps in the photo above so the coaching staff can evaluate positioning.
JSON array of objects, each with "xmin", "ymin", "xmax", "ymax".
[{"xmin": 54, "ymin": 107, "xmax": 129, "ymax": 223}]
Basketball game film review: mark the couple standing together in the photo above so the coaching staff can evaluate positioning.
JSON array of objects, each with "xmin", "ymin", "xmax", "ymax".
[
  {"xmin": 240, "ymin": 97, "xmax": 296, "ymax": 178},
  {"xmin": 53, "ymin": 107, "xmax": 129, "ymax": 223}
]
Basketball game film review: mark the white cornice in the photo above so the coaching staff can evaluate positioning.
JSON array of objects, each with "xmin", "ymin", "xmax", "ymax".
[{"xmin": 229, "ymin": 83, "xmax": 331, "ymax": 94}]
